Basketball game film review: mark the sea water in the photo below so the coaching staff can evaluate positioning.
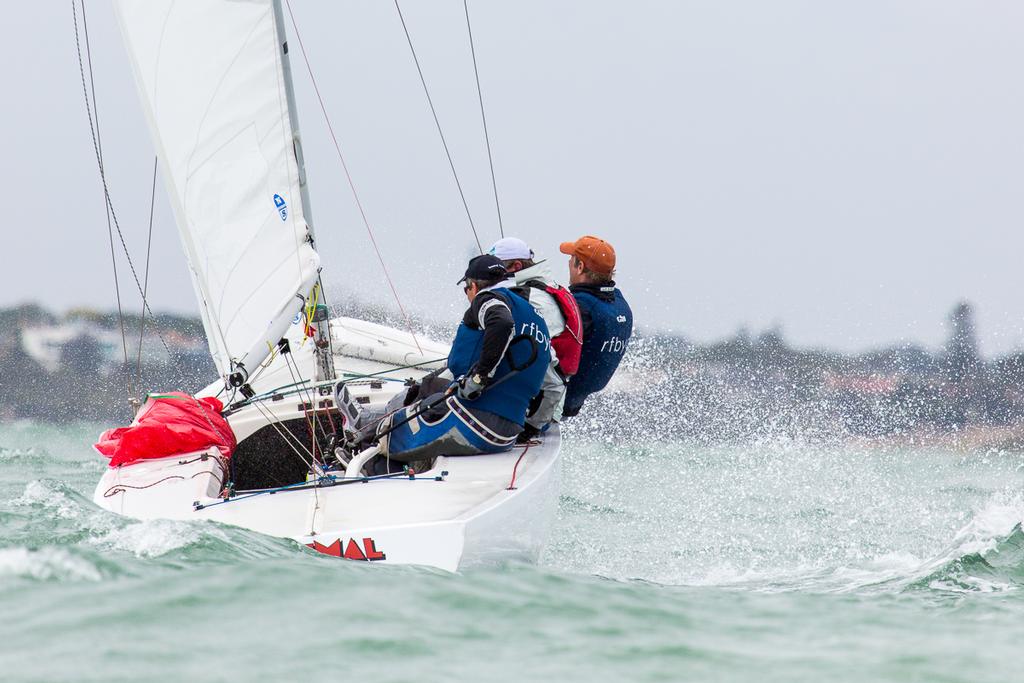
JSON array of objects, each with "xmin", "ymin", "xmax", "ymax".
[{"xmin": 2, "ymin": 420, "xmax": 1024, "ymax": 682}]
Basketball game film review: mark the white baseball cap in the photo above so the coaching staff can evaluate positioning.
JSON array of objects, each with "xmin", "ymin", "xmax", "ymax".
[{"xmin": 487, "ymin": 237, "xmax": 534, "ymax": 261}]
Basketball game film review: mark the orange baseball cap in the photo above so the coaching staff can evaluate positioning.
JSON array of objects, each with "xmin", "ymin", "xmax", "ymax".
[{"xmin": 559, "ymin": 235, "xmax": 616, "ymax": 274}]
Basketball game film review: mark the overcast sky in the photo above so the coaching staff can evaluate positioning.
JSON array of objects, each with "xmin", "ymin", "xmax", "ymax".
[{"xmin": 4, "ymin": 1, "xmax": 1024, "ymax": 355}]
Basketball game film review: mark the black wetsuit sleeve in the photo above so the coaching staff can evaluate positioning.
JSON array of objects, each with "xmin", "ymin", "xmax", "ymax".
[{"xmin": 463, "ymin": 291, "xmax": 515, "ymax": 379}]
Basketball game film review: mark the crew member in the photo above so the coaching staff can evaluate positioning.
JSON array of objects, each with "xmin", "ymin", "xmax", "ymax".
[
  {"xmin": 559, "ymin": 235, "xmax": 633, "ymax": 418},
  {"xmin": 376, "ymin": 254, "xmax": 552, "ymax": 463},
  {"xmin": 488, "ymin": 237, "xmax": 582, "ymax": 440}
]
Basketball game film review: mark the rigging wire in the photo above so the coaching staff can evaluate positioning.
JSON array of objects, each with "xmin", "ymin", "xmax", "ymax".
[
  {"xmin": 194, "ymin": 469, "xmax": 445, "ymax": 511},
  {"xmin": 134, "ymin": 156, "xmax": 159, "ymax": 389},
  {"xmin": 219, "ymin": 356, "xmax": 326, "ymax": 476},
  {"xmin": 286, "ymin": 350, "xmax": 325, "ymax": 517},
  {"xmin": 75, "ymin": 0, "xmax": 131, "ymax": 398},
  {"xmin": 249, "ymin": 397, "xmax": 317, "ymax": 469},
  {"xmin": 224, "ymin": 353, "xmax": 447, "ymax": 412},
  {"xmin": 72, "ymin": 0, "xmax": 178, "ymax": 371},
  {"xmin": 74, "ymin": 3, "xmax": 224, "ymax": 449},
  {"xmin": 281, "ymin": 348, "xmax": 323, "ymax": 463},
  {"xmin": 283, "ymin": 0, "xmax": 424, "ymax": 355},
  {"xmin": 463, "ymin": 0, "xmax": 504, "ymax": 239},
  {"xmin": 394, "ymin": 0, "xmax": 483, "ymax": 253}
]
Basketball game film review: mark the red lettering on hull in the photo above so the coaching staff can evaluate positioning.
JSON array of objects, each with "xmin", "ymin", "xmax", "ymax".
[
  {"xmin": 307, "ymin": 539, "xmax": 342, "ymax": 557},
  {"xmin": 363, "ymin": 537, "xmax": 386, "ymax": 561},
  {"xmin": 306, "ymin": 537, "xmax": 387, "ymax": 562},
  {"xmin": 343, "ymin": 538, "xmax": 367, "ymax": 560}
]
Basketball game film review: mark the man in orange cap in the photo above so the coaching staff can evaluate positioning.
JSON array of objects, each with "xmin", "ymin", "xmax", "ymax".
[{"xmin": 558, "ymin": 235, "xmax": 633, "ymax": 417}]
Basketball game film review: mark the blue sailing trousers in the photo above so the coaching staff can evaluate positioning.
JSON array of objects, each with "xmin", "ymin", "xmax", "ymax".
[{"xmin": 381, "ymin": 393, "xmax": 517, "ymax": 463}]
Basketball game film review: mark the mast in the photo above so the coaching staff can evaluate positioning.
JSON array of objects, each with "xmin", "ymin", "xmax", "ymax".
[{"xmin": 272, "ymin": 0, "xmax": 335, "ymax": 383}]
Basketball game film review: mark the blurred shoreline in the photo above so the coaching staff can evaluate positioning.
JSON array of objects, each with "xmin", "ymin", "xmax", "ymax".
[{"xmin": 3, "ymin": 301, "xmax": 1024, "ymax": 452}]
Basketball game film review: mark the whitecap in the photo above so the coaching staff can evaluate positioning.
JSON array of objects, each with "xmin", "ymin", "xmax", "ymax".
[
  {"xmin": 91, "ymin": 519, "xmax": 204, "ymax": 558},
  {"xmin": 0, "ymin": 547, "xmax": 103, "ymax": 582},
  {"xmin": 11, "ymin": 480, "xmax": 81, "ymax": 521}
]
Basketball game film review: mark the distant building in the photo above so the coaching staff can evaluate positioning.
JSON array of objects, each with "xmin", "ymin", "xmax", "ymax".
[
  {"xmin": 19, "ymin": 321, "xmax": 204, "ymax": 372},
  {"xmin": 944, "ymin": 301, "xmax": 980, "ymax": 381},
  {"xmin": 20, "ymin": 322, "xmax": 119, "ymax": 372}
]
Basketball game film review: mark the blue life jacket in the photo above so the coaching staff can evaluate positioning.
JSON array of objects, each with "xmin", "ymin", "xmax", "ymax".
[
  {"xmin": 448, "ymin": 288, "xmax": 552, "ymax": 425},
  {"xmin": 563, "ymin": 286, "xmax": 633, "ymax": 416}
]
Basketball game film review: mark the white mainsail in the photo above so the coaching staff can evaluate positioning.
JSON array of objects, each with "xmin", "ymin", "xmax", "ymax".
[{"xmin": 114, "ymin": 0, "xmax": 320, "ymax": 384}]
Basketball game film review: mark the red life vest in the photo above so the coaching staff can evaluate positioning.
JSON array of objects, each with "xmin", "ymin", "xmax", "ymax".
[{"xmin": 543, "ymin": 284, "xmax": 583, "ymax": 376}]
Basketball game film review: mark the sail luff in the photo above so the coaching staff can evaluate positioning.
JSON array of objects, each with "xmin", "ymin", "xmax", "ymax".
[{"xmin": 272, "ymin": 0, "xmax": 315, "ymax": 240}]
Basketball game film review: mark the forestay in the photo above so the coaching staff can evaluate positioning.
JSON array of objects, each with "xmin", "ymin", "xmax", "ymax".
[{"xmin": 114, "ymin": 0, "xmax": 320, "ymax": 383}]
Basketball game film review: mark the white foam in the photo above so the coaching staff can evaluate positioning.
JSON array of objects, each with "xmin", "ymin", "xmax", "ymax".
[
  {"xmin": 927, "ymin": 575, "xmax": 1014, "ymax": 594},
  {"xmin": 919, "ymin": 495, "xmax": 1024, "ymax": 569},
  {"xmin": 692, "ymin": 562, "xmax": 779, "ymax": 587},
  {"xmin": 0, "ymin": 446, "xmax": 40, "ymax": 461},
  {"xmin": 0, "ymin": 547, "xmax": 103, "ymax": 582},
  {"xmin": 92, "ymin": 519, "xmax": 207, "ymax": 558},
  {"xmin": 12, "ymin": 481, "xmax": 127, "ymax": 540},
  {"xmin": 948, "ymin": 494, "xmax": 1024, "ymax": 553},
  {"xmin": 12, "ymin": 480, "xmax": 81, "ymax": 520},
  {"xmin": 685, "ymin": 505, "xmax": 1024, "ymax": 594},
  {"xmin": 818, "ymin": 497, "xmax": 1024, "ymax": 594}
]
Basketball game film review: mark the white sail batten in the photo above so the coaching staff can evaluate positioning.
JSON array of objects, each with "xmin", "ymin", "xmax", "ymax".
[{"xmin": 114, "ymin": 0, "xmax": 320, "ymax": 382}]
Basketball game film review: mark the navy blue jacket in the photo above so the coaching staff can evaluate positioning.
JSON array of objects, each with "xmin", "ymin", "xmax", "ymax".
[
  {"xmin": 448, "ymin": 287, "xmax": 551, "ymax": 425},
  {"xmin": 562, "ymin": 282, "xmax": 632, "ymax": 417}
]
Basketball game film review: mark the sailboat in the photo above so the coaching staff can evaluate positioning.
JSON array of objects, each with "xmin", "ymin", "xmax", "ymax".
[{"xmin": 91, "ymin": 0, "xmax": 561, "ymax": 572}]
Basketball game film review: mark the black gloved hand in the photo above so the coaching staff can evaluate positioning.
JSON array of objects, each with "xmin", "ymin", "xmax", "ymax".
[{"xmin": 403, "ymin": 380, "xmax": 422, "ymax": 406}]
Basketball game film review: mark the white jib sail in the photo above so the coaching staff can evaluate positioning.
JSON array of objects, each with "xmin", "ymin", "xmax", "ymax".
[{"xmin": 114, "ymin": 0, "xmax": 320, "ymax": 383}]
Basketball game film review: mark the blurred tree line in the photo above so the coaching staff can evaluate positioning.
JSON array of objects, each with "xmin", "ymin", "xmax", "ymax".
[{"xmin": 3, "ymin": 301, "xmax": 1024, "ymax": 446}]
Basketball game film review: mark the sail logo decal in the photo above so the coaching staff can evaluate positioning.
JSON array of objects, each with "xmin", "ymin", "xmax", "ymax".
[
  {"xmin": 273, "ymin": 194, "xmax": 288, "ymax": 221},
  {"xmin": 307, "ymin": 537, "xmax": 387, "ymax": 561}
]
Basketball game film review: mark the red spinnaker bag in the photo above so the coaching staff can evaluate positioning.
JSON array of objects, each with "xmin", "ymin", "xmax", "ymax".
[{"xmin": 94, "ymin": 393, "xmax": 236, "ymax": 468}]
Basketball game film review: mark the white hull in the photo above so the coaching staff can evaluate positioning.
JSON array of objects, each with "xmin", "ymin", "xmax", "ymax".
[{"xmin": 93, "ymin": 318, "xmax": 562, "ymax": 572}]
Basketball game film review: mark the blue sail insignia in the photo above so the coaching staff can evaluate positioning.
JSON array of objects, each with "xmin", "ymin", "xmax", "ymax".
[{"xmin": 273, "ymin": 194, "xmax": 288, "ymax": 221}]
